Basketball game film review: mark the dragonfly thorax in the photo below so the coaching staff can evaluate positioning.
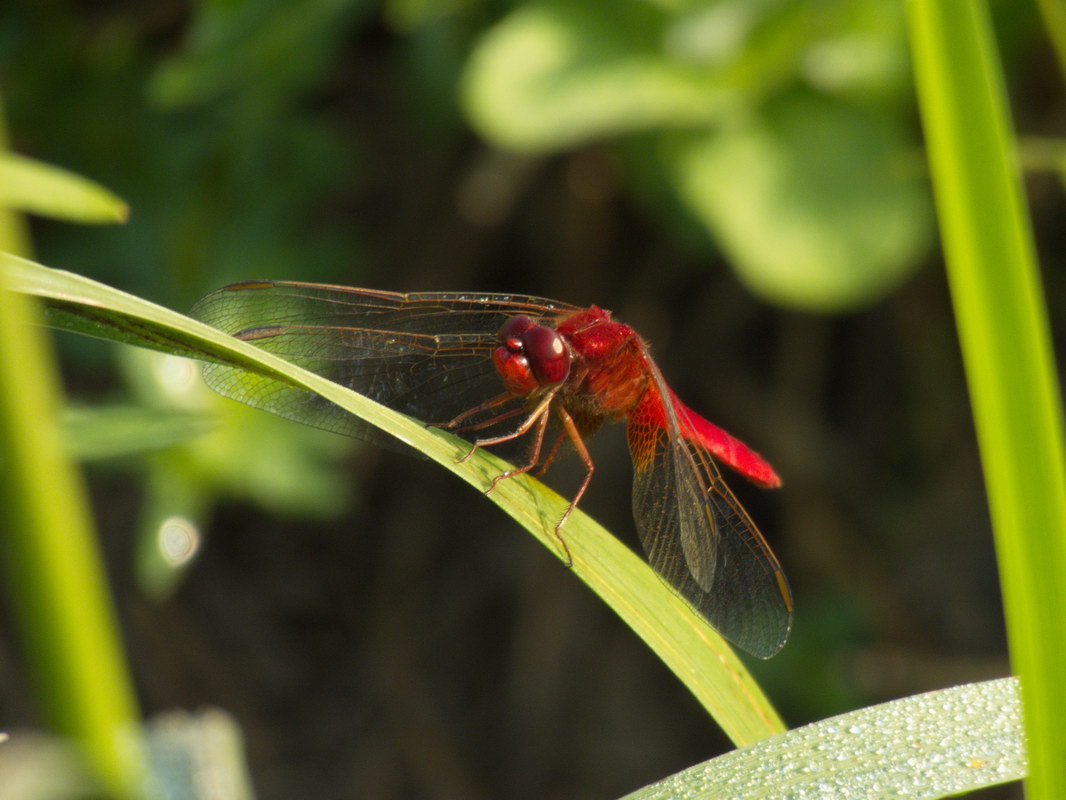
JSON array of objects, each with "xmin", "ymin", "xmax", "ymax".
[{"xmin": 493, "ymin": 314, "xmax": 572, "ymax": 396}]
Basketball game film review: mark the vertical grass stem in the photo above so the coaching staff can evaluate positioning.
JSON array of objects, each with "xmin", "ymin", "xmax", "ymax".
[{"xmin": 905, "ymin": 0, "xmax": 1066, "ymax": 796}]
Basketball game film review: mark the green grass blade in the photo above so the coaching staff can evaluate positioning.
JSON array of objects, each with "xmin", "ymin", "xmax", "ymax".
[
  {"xmin": 621, "ymin": 677, "xmax": 1025, "ymax": 799},
  {"xmin": 905, "ymin": 2, "xmax": 1066, "ymax": 798},
  {"xmin": 3, "ymin": 252, "xmax": 786, "ymax": 745},
  {"xmin": 0, "ymin": 152, "xmax": 129, "ymax": 224},
  {"xmin": 0, "ymin": 273, "xmax": 144, "ymax": 797}
]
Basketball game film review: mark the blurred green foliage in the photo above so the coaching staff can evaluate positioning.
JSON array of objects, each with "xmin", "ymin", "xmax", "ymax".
[
  {"xmin": 463, "ymin": 0, "xmax": 932, "ymax": 308},
  {"xmin": 4, "ymin": 0, "xmax": 937, "ymax": 312},
  {"xmin": 116, "ymin": 345, "xmax": 351, "ymax": 596},
  {"xmin": 5, "ymin": 0, "xmax": 369, "ymax": 596},
  {"xmin": 4, "ymin": 0, "xmax": 368, "ymax": 304}
]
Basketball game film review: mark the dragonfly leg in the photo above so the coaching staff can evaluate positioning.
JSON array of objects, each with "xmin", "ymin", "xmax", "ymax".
[
  {"xmin": 448, "ymin": 405, "xmax": 525, "ymax": 434},
  {"xmin": 430, "ymin": 391, "xmax": 514, "ymax": 431},
  {"xmin": 457, "ymin": 388, "xmax": 558, "ymax": 463},
  {"xmin": 551, "ymin": 405, "xmax": 595, "ymax": 567},
  {"xmin": 534, "ymin": 432, "xmax": 566, "ymax": 478},
  {"xmin": 486, "ymin": 408, "xmax": 551, "ymax": 493}
]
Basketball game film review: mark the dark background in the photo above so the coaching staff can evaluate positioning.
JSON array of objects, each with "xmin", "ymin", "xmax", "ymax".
[{"xmin": 2, "ymin": 0, "xmax": 1062, "ymax": 797}]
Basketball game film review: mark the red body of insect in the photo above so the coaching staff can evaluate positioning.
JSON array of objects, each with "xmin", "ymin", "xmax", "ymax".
[{"xmin": 193, "ymin": 283, "xmax": 792, "ymax": 657}]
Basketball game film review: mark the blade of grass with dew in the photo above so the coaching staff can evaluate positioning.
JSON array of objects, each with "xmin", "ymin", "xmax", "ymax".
[
  {"xmin": 2, "ymin": 252, "xmax": 786, "ymax": 745},
  {"xmin": 905, "ymin": 1, "xmax": 1066, "ymax": 798},
  {"xmin": 620, "ymin": 677, "xmax": 1025, "ymax": 800}
]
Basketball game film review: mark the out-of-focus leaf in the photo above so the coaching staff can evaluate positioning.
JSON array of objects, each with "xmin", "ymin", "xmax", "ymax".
[
  {"xmin": 463, "ymin": 0, "xmax": 736, "ymax": 151},
  {"xmin": 0, "ymin": 732, "xmax": 99, "ymax": 800},
  {"xmin": 117, "ymin": 346, "xmax": 352, "ymax": 520},
  {"xmin": 797, "ymin": 0, "xmax": 910, "ymax": 99},
  {"xmin": 151, "ymin": 0, "xmax": 372, "ymax": 109},
  {"xmin": 1019, "ymin": 137, "xmax": 1066, "ymax": 190},
  {"xmin": 0, "ymin": 152, "xmax": 128, "ymax": 224},
  {"xmin": 109, "ymin": 345, "xmax": 350, "ymax": 596},
  {"xmin": 0, "ymin": 713, "xmax": 257, "ymax": 800},
  {"xmin": 62, "ymin": 405, "xmax": 214, "ymax": 461},
  {"xmin": 462, "ymin": 0, "xmax": 898, "ymax": 153},
  {"xmin": 669, "ymin": 93, "xmax": 932, "ymax": 310},
  {"xmin": 386, "ymin": 0, "xmax": 466, "ymax": 30},
  {"xmin": 145, "ymin": 709, "xmax": 256, "ymax": 800}
]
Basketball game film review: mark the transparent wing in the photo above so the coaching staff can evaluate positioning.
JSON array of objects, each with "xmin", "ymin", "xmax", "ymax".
[
  {"xmin": 626, "ymin": 362, "xmax": 792, "ymax": 658},
  {"xmin": 190, "ymin": 281, "xmax": 579, "ymax": 447}
]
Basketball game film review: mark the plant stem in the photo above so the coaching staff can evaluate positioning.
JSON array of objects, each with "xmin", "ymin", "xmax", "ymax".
[
  {"xmin": 905, "ymin": 0, "xmax": 1066, "ymax": 796},
  {"xmin": 0, "ymin": 101, "xmax": 144, "ymax": 795}
]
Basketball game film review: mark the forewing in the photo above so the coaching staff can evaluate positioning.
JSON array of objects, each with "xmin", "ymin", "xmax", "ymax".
[
  {"xmin": 190, "ymin": 281, "xmax": 578, "ymax": 447},
  {"xmin": 627, "ymin": 368, "xmax": 792, "ymax": 658}
]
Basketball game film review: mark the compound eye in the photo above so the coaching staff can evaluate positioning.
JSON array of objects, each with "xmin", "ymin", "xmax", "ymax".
[
  {"xmin": 493, "ymin": 347, "xmax": 537, "ymax": 395},
  {"xmin": 523, "ymin": 325, "xmax": 570, "ymax": 386},
  {"xmin": 497, "ymin": 315, "xmax": 536, "ymax": 347}
]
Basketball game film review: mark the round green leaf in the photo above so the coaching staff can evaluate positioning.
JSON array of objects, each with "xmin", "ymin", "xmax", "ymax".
[
  {"xmin": 671, "ymin": 93, "xmax": 932, "ymax": 310},
  {"xmin": 463, "ymin": 0, "xmax": 733, "ymax": 152}
]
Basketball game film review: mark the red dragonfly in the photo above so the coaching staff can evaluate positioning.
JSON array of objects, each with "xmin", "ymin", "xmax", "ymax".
[{"xmin": 192, "ymin": 282, "xmax": 792, "ymax": 657}]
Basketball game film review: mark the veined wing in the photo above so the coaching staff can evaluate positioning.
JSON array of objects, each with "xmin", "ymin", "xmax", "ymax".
[
  {"xmin": 626, "ymin": 353, "xmax": 792, "ymax": 658},
  {"xmin": 190, "ymin": 281, "xmax": 580, "ymax": 445}
]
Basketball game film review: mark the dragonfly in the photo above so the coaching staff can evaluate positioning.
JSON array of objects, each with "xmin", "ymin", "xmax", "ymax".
[{"xmin": 191, "ymin": 282, "xmax": 793, "ymax": 657}]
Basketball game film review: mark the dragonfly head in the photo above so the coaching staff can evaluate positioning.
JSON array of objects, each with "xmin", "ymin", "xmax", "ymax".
[{"xmin": 494, "ymin": 315, "xmax": 572, "ymax": 395}]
